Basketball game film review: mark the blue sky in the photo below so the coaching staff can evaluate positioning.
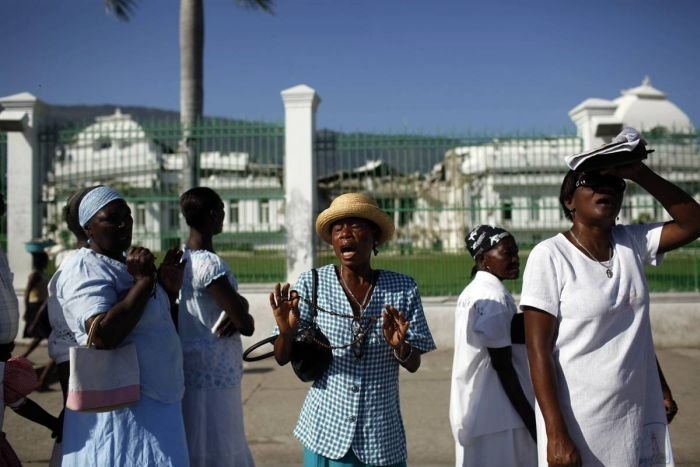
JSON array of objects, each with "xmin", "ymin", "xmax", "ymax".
[{"xmin": 1, "ymin": 0, "xmax": 698, "ymax": 133}]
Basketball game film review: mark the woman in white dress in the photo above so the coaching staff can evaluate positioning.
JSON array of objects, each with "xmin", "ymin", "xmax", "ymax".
[
  {"xmin": 520, "ymin": 158, "xmax": 697, "ymax": 466},
  {"xmin": 178, "ymin": 187, "xmax": 256, "ymax": 467},
  {"xmin": 450, "ymin": 224, "xmax": 536, "ymax": 467}
]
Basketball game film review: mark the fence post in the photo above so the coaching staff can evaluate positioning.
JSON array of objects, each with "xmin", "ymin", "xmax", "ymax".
[
  {"xmin": 281, "ymin": 84, "xmax": 321, "ymax": 283},
  {"xmin": 0, "ymin": 92, "xmax": 44, "ymax": 290}
]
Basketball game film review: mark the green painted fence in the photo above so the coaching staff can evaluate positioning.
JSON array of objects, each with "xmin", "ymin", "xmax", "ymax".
[
  {"xmin": 0, "ymin": 132, "xmax": 6, "ymax": 252},
  {"xmin": 28, "ymin": 115, "xmax": 700, "ymax": 294},
  {"xmin": 314, "ymin": 129, "xmax": 700, "ymax": 294},
  {"xmin": 39, "ymin": 114, "xmax": 286, "ymax": 282}
]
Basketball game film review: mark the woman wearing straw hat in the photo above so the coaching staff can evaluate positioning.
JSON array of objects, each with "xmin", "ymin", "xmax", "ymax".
[
  {"xmin": 56, "ymin": 186, "xmax": 189, "ymax": 467},
  {"xmin": 270, "ymin": 192, "xmax": 436, "ymax": 467}
]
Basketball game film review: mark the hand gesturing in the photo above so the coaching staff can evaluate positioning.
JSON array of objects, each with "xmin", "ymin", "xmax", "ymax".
[
  {"xmin": 126, "ymin": 246, "xmax": 156, "ymax": 281},
  {"xmin": 269, "ymin": 283, "xmax": 300, "ymax": 335},
  {"xmin": 382, "ymin": 305, "xmax": 409, "ymax": 349},
  {"xmin": 157, "ymin": 247, "xmax": 185, "ymax": 298}
]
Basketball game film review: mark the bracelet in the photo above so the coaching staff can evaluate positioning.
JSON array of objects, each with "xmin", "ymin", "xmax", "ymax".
[{"xmin": 393, "ymin": 344, "xmax": 413, "ymax": 364}]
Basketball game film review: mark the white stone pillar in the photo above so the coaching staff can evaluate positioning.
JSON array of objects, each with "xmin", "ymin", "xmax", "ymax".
[
  {"xmin": 568, "ymin": 98, "xmax": 620, "ymax": 150},
  {"xmin": 281, "ymin": 84, "xmax": 320, "ymax": 284},
  {"xmin": 0, "ymin": 92, "xmax": 44, "ymax": 290}
]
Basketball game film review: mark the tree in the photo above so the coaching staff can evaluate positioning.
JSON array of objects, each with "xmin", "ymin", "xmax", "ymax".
[{"xmin": 105, "ymin": 0, "xmax": 274, "ymax": 189}]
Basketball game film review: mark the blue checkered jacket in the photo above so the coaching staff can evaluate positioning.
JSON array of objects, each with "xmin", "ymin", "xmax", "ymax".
[{"xmin": 291, "ymin": 265, "xmax": 436, "ymax": 464}]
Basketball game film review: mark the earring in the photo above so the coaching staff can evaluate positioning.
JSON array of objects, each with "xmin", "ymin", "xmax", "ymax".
[
  {"xmin": 86, "ymin": 238, "xmax": 92, "ymax": 245},
  {"xmin": 373, "ymin": 246, "xmax": 379, "ymax": 256}
]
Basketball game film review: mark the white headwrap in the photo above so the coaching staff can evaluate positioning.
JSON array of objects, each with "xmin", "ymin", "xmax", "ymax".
[{"xmin": 78, "ymin": 186, "xmax": 124, "ymax": 228}]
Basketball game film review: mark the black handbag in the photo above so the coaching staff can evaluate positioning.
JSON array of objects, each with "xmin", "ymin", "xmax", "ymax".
[{"xmin": 243, "ymin": 269, "xmax": 333, "ymax": 382}]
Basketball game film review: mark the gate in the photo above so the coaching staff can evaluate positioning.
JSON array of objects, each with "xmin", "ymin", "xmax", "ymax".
[{"xmin": 38, "ymin": 111, "xmax": 286, "ymax": 283}]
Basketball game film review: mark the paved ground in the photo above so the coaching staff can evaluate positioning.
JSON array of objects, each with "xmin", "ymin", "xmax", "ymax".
[{"xmin": 5, "ymin": 343, "xmax": 700, "ymax": 466}]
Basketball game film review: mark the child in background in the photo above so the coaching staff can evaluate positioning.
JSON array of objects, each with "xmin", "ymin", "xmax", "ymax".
[
  {"xmin": 178, "ymin": 187, "xmax": 256, "ymax": 467},
  {"xmin": 21, "ymin": 252, "xmax": 50, "ymax": 360},
  {"xmin": 449, "ymin": 225, "xmax": 536, "ymax": 467}
]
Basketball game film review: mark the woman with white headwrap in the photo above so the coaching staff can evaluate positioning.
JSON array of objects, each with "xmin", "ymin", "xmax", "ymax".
[{"xmin": 56, "ymin": 186, "xmax": 190, "ymax": 467}]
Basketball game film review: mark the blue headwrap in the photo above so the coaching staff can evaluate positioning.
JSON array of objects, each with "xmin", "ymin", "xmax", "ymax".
[
  {"xmin": 465, "ymin": 225, "xmax": 512, "ymax": 259},
  {"xmin": 78, "ymin": 186, "xmax": 124, "ymax": 228}
]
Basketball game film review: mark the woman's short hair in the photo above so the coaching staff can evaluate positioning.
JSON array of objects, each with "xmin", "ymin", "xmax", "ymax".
[
  {"xmin": 180, "ymin": 187, "xmax": 223, "ymax": 228},
  {"xmin": 559, "ymin": 170, "xmax": 580, "ymax": 221}
]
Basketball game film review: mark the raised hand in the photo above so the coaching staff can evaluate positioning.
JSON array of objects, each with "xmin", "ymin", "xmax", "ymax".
[
  {"xmin": 269, "ymin": 282, "xmax": 300, "ymax": 335},
  {"xmin": 382, "ymin": 305, "xmax": 409, "ymax": 350},
  {"xmin": 157, "ymin": 247, "xmax": 185, "ymax": 299},
  {"xmin": 126, "ymin": 246, "xmax": 157, "ymax": 281},
  {"xmin": 602, "ymin": 160, "xmax": 648, "ymax": 181}
]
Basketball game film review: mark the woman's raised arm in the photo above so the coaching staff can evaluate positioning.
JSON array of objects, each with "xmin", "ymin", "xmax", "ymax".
[
  {"xmin": 612, "ymin": 162, "xmax": 700, "ymax": 254},
  {"xmin": 88, "ymin": 247, "xmax": 157, "ymax": 349}
]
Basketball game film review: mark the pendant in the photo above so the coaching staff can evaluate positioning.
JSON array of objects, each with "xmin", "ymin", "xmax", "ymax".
[{"xmin": 606, "ymin": 269, "xmax": 613, "ymax": 278}]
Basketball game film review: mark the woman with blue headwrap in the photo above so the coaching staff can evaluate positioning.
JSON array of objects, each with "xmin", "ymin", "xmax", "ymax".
[{"xmin": 56, "ymin": 186, "xmax": 189, "ymax": 466}]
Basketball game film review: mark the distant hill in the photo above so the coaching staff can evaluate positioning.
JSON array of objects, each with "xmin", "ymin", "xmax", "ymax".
[
  {"xmin": 44, "ymin": 104, "xmax": 180, "ymax": 126},
  {"xmin": 44, "ymin": 104, "xmax": 214, "ymax": 126}
]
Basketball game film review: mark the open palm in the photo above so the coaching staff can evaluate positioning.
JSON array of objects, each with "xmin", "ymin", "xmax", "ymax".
[{"xmin": 382, "ymin": 305, "xmax": 409, "ymax": 348}]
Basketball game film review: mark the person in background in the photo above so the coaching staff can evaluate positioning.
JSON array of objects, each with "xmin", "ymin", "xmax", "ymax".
[
  {"xmin": 21, "ymin": 251, "xmax": 50, "ymax": 360},
  {"xmin": 178, "ymin": 187, "xmax": 255, "ymax": 467},
  {"xmin": 450, "ymin": 225, "xmax": 536, "ymax": 467},
  {"xmin": 521, "ymin": 160, "xmax": 698, "ymax": 466},
  {"xmin": 56, "ymin": 186, "xmax": 189, "ymax": 466},
  {"xmin": 0, "ymin": 193, "xmax": 20, "ymax": 433},
  {"xmin": 4, "ymin": 356, "xmax": 59, "ymax": 434},
  {"xmin": 1, "ymin": 356, "xmax": 60, "ymax": 466},
  {"xmin": 270, "ymin": 192, "xmax": 436, "ymax": 467}
]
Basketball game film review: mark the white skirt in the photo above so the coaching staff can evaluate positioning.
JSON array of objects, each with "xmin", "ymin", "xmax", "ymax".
[
  {"xmin": 182, "ymin": 385, "xmax": 255, "ymax": 467},
  {"xmin": 456, "ymin": 427, "xmax": 536, "ymax": 467}
]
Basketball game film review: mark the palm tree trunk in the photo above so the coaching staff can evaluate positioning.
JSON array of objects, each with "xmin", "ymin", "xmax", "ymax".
[{"xmin": 180, "ymin": 0, "xmax": 203, "ymax": 191}]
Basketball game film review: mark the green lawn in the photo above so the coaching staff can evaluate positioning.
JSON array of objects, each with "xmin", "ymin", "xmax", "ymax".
[{"xmin": 217, "ymin": 248, "xmax": 700, "ymax": 296}]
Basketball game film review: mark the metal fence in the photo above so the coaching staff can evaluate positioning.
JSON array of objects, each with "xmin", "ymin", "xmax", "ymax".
[
  {"xmin": 314, "ymin": 130, "xmax": 700, "ymax": 295},
  {"xmin": 7, "ymin": 115, "xmax": 700, "ymax": 295},
  {"xmin": 38, "ymin": 114, "xmax": 286, "ymax": 282},
  {"xmin": 0, "ymin": 132, "xmax": 6, "ymax": 251}
]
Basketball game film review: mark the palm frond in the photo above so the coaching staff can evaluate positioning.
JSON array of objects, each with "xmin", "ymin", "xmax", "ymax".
[
  {"xmin": 104, "ymin": 0, "xmax": 137, "ymax": 21},
  {"xmin": 234, "ymin": 0, "xmax": 275, "ymax": 14}
]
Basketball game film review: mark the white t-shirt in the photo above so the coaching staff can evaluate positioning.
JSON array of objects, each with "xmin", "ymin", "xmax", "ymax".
[
  {"xmin": 520, "ymin": 223, "xmax": 673, "ymax": 466},
  {"xmin": 450, "ymin": 271, "xmax": 534, "ymax": 443}
]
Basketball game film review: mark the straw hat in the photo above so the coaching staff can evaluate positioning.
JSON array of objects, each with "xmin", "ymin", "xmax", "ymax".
[{"xmin": 315, "ymin": 193, "xmax": 395, "ymax": 245}]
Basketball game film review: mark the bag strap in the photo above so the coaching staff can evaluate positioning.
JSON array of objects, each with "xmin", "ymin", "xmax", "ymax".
[
  {"xmin": 243, "ymin": 269, "xmax": 318, "ymax": 362},
  {"xmin": 86, "ymin": 314, "xmax": 105, "ymax": 348},
  {"xmin": 242, "ymin": 335, "xmax": 277, "ymax": 362},
  {"xmin": 311, "ymin": 268, "xmax": 318, "ymax": 319}
]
